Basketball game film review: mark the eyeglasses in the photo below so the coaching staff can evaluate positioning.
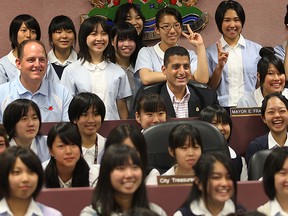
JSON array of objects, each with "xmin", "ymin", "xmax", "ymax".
[{"xmin": 159, "ymin": 23, "xmax": 182, "ymax": 32}]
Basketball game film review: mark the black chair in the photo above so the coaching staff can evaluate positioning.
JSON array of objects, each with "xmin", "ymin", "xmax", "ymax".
[
  {"xmin": 143, "ymin": 120, "xmax": 230, "ymax": 174},
  {"xmin": 248, "ymin": 149, "xmax": 272, "ymax": 180}
]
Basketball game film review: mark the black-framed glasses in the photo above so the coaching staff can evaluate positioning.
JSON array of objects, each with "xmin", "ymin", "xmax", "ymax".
[{"xmin": 159, "ymin": 23, "xmax": 182, "ymax": 32}]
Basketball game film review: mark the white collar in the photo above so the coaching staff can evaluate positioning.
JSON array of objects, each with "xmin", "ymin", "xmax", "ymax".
[
  {"xmin": 271, "ymin": 198, "xmax": 288, "ymax": 216},
  {"xmin": 166, "ymin": 83, "xmax": 190, "ymax": 102},
  {"xmin": 83, "ymin": 59, "xmax": 107, "ymax": 71},
  {"xmin": 153, "ymin": 42, "xmax": 165, "ymax": 60},
  {"xmin": 190, "ymin": 198, "xmax": 235, "ymax": 216},
  {"xmin": 7, "ymin": 50, "xmax": 17, "ymax": 67},
  {"xmin": 220, "ymin": 34, "xmax": 246, "ymax": 48},
  {"xmin": 0, "ymin": 198, "xmax": 43, "ymax": 216},
  {"xmin": 254, "ymin": 87, "xmax": 264, "ymax": 107},
  {"xmin": 48, "ymin": 49, "xmax": 77, "ymax": 65},
  {"xmin": 9, "ymin": 138, "xmax": 37, "ymax": 154},
  {"xmin": 268, "ymin": 132, "xmax": 288, "ymax": 149},
  {"xmin": 228, "ymin": 146, "xmax": 237, "ymax": 159},
  {"xmin": 58, "ymin": 176, "xmax": 72, "ymax": 188}
]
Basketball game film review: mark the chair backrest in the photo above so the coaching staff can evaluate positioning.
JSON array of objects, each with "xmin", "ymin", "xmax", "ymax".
[
  {"xmin": 143, "ymin": 119, "xmax": 230, "ymax": 173},
  {"xmin": 248, "ymin": 149, "xmax": 272, "ymax": 180}
]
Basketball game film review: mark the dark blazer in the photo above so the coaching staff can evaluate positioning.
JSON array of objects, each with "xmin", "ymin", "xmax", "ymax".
[
  {"xmin": 131, "ymin": 80, "xmax": 219, "ymax": 118},
  {"xmin": 245, "ymin": 133, "xmax": 268, "ymax": 165}
]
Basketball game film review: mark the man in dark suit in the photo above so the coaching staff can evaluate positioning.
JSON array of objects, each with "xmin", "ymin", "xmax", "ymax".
[{"xmin": 133, "ymin": 46, "xmax": 219, "ymax": 118}]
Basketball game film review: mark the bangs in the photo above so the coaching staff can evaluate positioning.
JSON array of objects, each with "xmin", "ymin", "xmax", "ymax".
[
  {"xmin": 51, "ymin": 20, "xmax": 75, "ymax": 32},
  {"xmin": 116, "ymin": 28, "xmax": 138, "ymax": 41},
  {"xmin": 141, "ymin": 99, "xmax": 166, "ymax": 113},
  {"xmin": 110, "ymin": 149, "xmax": 142, "ymax": 169}
]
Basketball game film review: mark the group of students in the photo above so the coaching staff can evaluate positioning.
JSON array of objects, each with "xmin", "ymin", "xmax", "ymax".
[{"xmin": 0, "ymin": 0, "xmax": 288, "ymax": 215}]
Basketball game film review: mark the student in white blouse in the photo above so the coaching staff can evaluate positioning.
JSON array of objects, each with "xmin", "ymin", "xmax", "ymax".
[
  {"xmin": 0, "ymin": 146, "xmax": 62, "ymax": 216},
  {"xmin": 258, "ymin": 147, "xmax": 288, "ymax": 216}
]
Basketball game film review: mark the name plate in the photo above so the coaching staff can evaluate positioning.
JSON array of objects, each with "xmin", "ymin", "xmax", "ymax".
[
  {"xmin": 157, "ymin": 175, "xmax": 194, "ymax": 186},
  {"xmin": 230, "ymin": 107, "xmax": 261, "ymax": 116}
]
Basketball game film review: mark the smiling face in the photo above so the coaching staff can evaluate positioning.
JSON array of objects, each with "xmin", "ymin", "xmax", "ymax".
[
  {"xmin": 8, "ymin": 157, "xmax": 38, "ymax": 201},
  {"xmin": 86, "ymin": 23, "xmax": 109, "ymax": 57},
  {"xmin": 262, "ymin": 64, "xmax": 286, "ymax": 97},
  {"xmin": 169, "ymin": 137, "xmax": 201, "ymax": 175},
  {"xmin": 262, "ymin": 96, "xmax": 288, "ymax": 135},
  {"xmin": 162, "ymin": 55, "xmax": 191, "ymax": 92},
  {"xmin": 221, "ymin": 9, "xmax": 242, "ymax": 45},
  {"xmin": 110, "ymin": 158, "xmax": 142, "ymax": 197},
  {"xmin": 52, "ymin": 28, "xmax": 75, "ymax": 52},
  {"xmin": 112, "ymin": 35, "xmax": 136, "ymax": 59},
  {"xmin": 204, "ymin": 161, "xmax": 234, "ymax": 208},
  {"xmin": 17, "ymin": 23, "xmax": 37, "ymax": 45},
  {"xmin": 49, "ymin": 135, "xmax": 81, "ymax": 170},
  {"xmin": 211, "ymin": 116, "xmax": 231, "ymax": 141},
  {"xmin": 14, "ymin": 106, "xmax": 40, "ymax": 146},
  {"xmin": 16, "ymin": 41, "xmax": 47, "ymax": 86},
  {"xmin": 274, "ymin": 158, "xmax": 288, "ymax": 202},
  {"xmin": 135, "ymin": 109, "xmax": 167, "ymax": 130},
  {"xmin": 75, "ymin": 106, "xmax": 102, "ymax": 138},
  {"xmin": 125, "ymin": 8, "xmax": 143, "ymax": 35},
  {"xmin": 155, "ymin": 15, "xmax": 182, "ymax": 50}
]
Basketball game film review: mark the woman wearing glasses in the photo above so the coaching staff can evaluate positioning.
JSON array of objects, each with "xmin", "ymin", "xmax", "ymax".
[{"xmin": 134, "ymin": 6, "xmax": 209, "ymax": 88}]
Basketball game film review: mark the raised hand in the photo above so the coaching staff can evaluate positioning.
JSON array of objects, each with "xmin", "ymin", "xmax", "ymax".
[
  {"xmin": 217, "ymin": 40, "xmax": 229, "ymax": 68},
  {"xmin": 182, "ymin": 24, "xmax": 204, "ymax": 47}
]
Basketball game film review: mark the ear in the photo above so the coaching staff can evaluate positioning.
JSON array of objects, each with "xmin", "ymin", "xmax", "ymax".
[
  {"xmin": 261, "ymin": 115, "xmax": 266, "ymax": 124},
  {"xmin": 168, "ymin": 147, "xmax": 174, "ymax": 157},
  {"xmin": 111, "ymin": 38, "xmax": 116, "ymax": 48},
  {"xmin": 162, "ymin": 65, "xmax": 167, "ymax": 76},
  {"xmin": 154, "ymin": 26, "xmax": 160, "ymax": 35},
  {"xmin": 135, "ymin": 112, "xmax": 141, "ymax": 124},
  {"xmin": 15, "ymin": 58, "xmax": 21, "ymax": 70},
  {"xmin": 194, "ymin": 177, "xmax": 203, "ymax": 191},
  {"xmin": 49, "ymin": 148, "xmax": 54, "ymax": 157}
]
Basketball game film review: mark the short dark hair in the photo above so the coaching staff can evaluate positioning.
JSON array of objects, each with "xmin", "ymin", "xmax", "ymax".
[
  {"xmin": 181, "ymin": 152, "xmax": 237, "ymax": 208},
  {"xmin": 105, "ymin": 124, "xmax": 150, "ymax": 177},
  {"xmin": 17, "ymin": 39, "xmax": 47, "ymax": 60},
  {"xmin": 163, "ymin": 46, "xmax": 190, "ymax": 67},
  {"xmin": 199, "ymin": 104, "xmax": 233, "ymax": 142},
  {"xmin": 45, "ymin": 122, "xmax": 90, "ymax": 188},
  {"xmin": 261, "ymin": 92, "xmax": 288, "ymax": 117},
  {"xmin": 136, "ymin": 93, "xmax": 167, "ymax": 114},
  {"xmin": 9, "ymin": 14, "xmax": 41, "ymax": 50},
  {"xmin": 48, "ymin": 15, "xmax": 77, "ymax": 49},
  {"xmin": 109, "ymin": 22, "xmax": 140, "ymax": 66},
  {"xmin": 0, "ymin": 146, "xmax": 43, "ymax": 199},
  {"xmin": 68, "ymin": 92, "xmax": 106, "ymax": 123},
  {"xmin": 169, "ymin": 124, "xmax": 203, "ymax": 152},
  {"xmin": 257, "ymin": 47, "xmax": 285, "ymax": 86},
  {"xmin": 114, "ymin": 3, "xmax": 145, "ymax": 38},
  {"xmin": 263, "ymin": 147, "xmax": 288, "ymax": 200},
  {"xmin": 92, "ymin": 144, "xmax": 149, "ymax": 215},
  {"xmin": 155, "ymin": 7, "xmax": 182, "ymax": 28},
  {"xmin": 215, "ymin": 0, "xmax": 245, "ymax": 34},
  {"xmin": 3, "ymin": 99, "xmax": 42, "ymax": 141},
  {"xmin": 78, "ymin": 16, "xmax": 111, "ymax": 64}
]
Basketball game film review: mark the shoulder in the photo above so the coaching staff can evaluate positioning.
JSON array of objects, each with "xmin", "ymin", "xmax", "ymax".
[
  {"xmin": 37, "ymin": 202, "xmax": 63, "ymax": 216},
  {"xmin": 244, "ymin": 39, "xmax": 262, "ymax": 49},
  {"xmin": 149, "ymin": 202, "xmax": 167, "ymax": 216},
  {"xmin": 237, "ymin": 91, "xmax": 256, "ymax": 107},
  {"xmin": 257, "ymin": 201, "xmax": 270, "ymax": 215},
  {"xmin": 206, "ymin": 43, "xmax": 217, "ymax": 53},
  {"xmin": 80, "ymin": 205, "xmax": 98, "ymax": 216}
]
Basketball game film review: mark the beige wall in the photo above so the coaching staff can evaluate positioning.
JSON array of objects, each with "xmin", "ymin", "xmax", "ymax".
[{"xmin": 0, "ymin": 0, "xmax": 287, "ymax": 56}]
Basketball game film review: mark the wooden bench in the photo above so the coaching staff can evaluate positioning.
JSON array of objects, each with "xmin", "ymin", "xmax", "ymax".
[{"xmin": 37, "ymin": 181, "xmax": 268, "ymax": 216}]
